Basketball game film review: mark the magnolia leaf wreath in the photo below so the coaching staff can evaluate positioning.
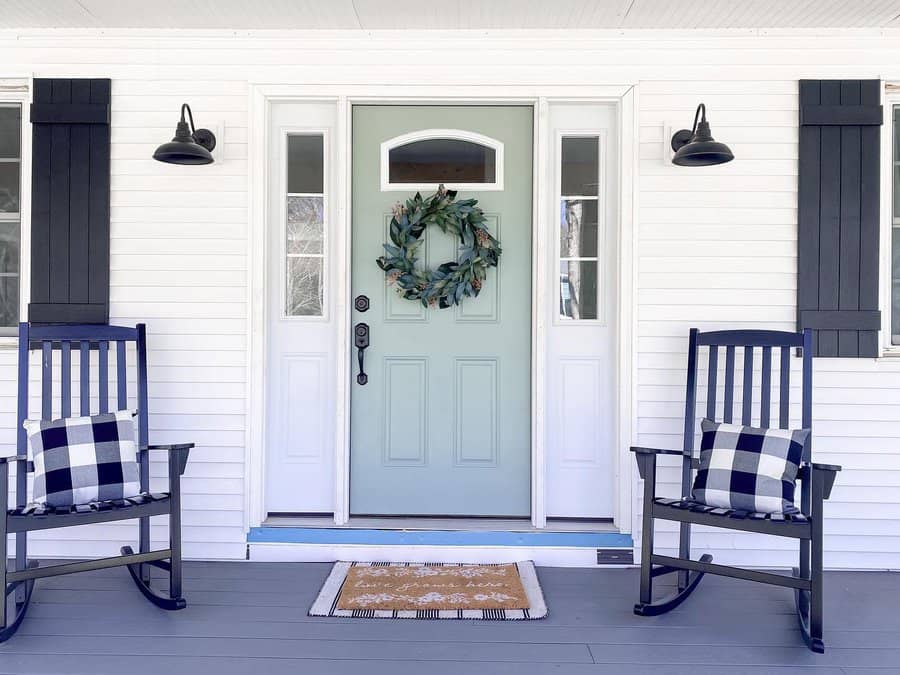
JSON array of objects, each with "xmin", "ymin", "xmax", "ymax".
[{"xmin": 376, "ymin": 185, "xmax": 501, "ymax": 308}]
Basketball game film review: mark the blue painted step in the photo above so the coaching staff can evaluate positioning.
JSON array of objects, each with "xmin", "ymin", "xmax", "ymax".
[{"xmin": 248, "ymin": 527, "xmax": 633, "ymax": 548}]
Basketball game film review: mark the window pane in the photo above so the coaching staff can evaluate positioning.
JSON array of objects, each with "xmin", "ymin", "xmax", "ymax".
[
  {"xmin": 389, "ymin": 138, "xmax": 496, "ymax": 184},
  {"xmin": 287, "ymin": 257, "xmax": 323, "ymax": 317},
  {"xmin": 287, "ymin": 196, "xmax": 324, "ymax": 255},
  {"xmin": 894, "ymin": 106, "xmax": 900, "ymax": 162},
  {"xmin": 0, "ymin": 163, "xmax": 19, "ymax": 213},
  {"xmin": 287, "ymin": 134, "xmax": 324, "ymax": 194},
  {"xmin": 0, "ymin": 107, "xmax": 20, "ymax": 159},
  {"xmin": 0, "ymin": 274, "xmax": 17, "ymax": 328},
  {"xmin": 560, "ymin": 199, "xmax": 599, "ymax": 258},
  {"xmin": 559, "ymin": 260, "xmax": 598, "ymax": 321},
  {"xmin": 0, "ymin": 220, "xmax": 19, "ymax": 328},
  {"xmin": 561, "ymin": 136, "xmax": 599, "ymax": 196}
]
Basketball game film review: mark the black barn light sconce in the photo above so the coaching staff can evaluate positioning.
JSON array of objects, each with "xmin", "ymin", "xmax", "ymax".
[
  {"xmin": 670, "ymin": 103, "xmax": 734, "ymax": 166},
  {"xmin": 153, "ymin": 103, "xmax": 216, "ymax": 165}
]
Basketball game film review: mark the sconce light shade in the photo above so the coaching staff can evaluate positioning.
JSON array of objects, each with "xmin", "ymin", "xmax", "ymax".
[
  {"xmin": 153, "ymin": 103, "xmax": 216, "ymax": 165},
  {"xmin": 671, "ymin": 103, "xmax": 733, "ymax": 167}
]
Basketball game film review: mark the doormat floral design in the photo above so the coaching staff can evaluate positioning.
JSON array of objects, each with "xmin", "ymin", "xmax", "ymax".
[{"xmin": 309, "ymin": 561, "xmax": 547, "ymax": 620}]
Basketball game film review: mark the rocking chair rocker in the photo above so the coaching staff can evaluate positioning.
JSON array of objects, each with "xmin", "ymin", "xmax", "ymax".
[
  {"xmin": 1, "ymin": 323, "xmax": 193, "ymax": 642},
  {"xmin": 631, "ymin": 328, "xmax": 840, "ymax": 652}
]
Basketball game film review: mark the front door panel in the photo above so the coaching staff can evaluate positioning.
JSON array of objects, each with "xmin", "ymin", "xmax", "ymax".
[{"xmin": 350, "ymin": 105, "xmax": 533, "ymax": 516}]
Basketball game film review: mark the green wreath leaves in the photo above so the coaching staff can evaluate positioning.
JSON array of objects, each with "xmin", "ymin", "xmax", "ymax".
[{"xmin": 376, "ymin": 185, "xmax": 501, "ymax": 309}]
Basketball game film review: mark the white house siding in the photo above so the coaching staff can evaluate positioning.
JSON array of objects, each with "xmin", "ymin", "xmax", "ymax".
[{"xmin": 0, "ymin": 29, "xmax": 898, "ymax": 567}]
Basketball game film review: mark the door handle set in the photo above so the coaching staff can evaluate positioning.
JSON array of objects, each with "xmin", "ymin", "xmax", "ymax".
[
  {"xmin": 354, "ymin": 295, "xmax": 370, "ymax": 385},
  {"xmin": 354, "ymin": 322, "xmax": 369, "ymax": 385}
]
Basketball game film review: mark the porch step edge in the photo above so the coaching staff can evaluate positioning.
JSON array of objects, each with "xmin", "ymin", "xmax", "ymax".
[{"xmin": 247, "ymin": 527, "xmax": 633, "ymax": 548}]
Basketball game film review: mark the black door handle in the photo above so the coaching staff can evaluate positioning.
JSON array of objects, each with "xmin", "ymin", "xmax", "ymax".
[{"xmin": 354, "ymin": 323, "xmax": 369, "ymax": 385}]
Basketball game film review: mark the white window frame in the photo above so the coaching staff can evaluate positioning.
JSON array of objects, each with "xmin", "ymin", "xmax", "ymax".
[
  {"xmin": 554, "ymin": 130, "xmax": 607, "ymax": 326},
  {"xmin": 379, "ymin": 128, "xmax": 504, "ymax": 191},
  {"xmin": 281, "ymin": 127, "xmax": 329, "ymax": 321},
  {"xmin": 0, "ymin": 80, "xmax": 30, "ymax": 341},
  {"xmin": 880, "ymin": 84, "xmax": 900, "ymax": 355}
]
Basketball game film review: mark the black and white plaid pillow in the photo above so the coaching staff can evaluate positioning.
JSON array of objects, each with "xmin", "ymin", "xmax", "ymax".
[
  {"xmin": 23, "ymin": 410, "xmax": 141, "ymax": 507},
  {"xmin": 692, "ymin": 419, "xmax": 808, "ymax": 514}
]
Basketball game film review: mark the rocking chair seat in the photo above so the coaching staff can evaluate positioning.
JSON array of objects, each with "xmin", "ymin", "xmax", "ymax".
[
  {"xmin": 652, "ymin": 496, "xmax": 812, "ymax": 539},
  {"xmin": 7, "ymin": 492, "xmax": 170, "ymax": 517},
  {"xmin": 653, "ymin": 497, "xmax": 809, "ymax": 522},
  {"xmin": 5, "ymin": 492, "xmax": 171, "ymax": 534}
]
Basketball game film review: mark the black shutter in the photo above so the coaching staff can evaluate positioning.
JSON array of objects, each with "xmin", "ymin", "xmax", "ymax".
[
  {"xmin": 798, "ymin": 79, "xmax": 883, "ymax": 357},
  {"xmin": 28, "ymin": 78, "xmax": 111, "ymax": 324}
]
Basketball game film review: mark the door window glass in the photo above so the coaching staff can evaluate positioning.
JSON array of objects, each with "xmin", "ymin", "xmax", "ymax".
[
  {"xmin": 382, "ymin": 130, "xmax": 503, "ymax": 190},
  {"xmin": 389, "ymin": 138, "xmax": 496, "ymax": 184}
]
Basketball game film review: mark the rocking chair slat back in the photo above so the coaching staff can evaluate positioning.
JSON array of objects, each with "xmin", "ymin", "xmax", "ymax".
[
  {"xmin": 79, "ymin": 341, "xmax": 90, "ymax": 416},
  {"xmin": 136, "ymin": 324, "xmax": 150, "ymax": 490},
  {"xmin": 98, "ymin": 341, "xmax": 109, "ymax": 414},
  {"xmin": 16, "ymin": 323, "xmax": 149, "ymax": 508},
  {"xmin": 60, "ymin": 341, "xmax": 71, "ymax": 417},
  {"xmin": 723, "ymin": 345, "xmax": 735, "ymax": 423},
  {"xmin": 41, "ymin": 343, "xmax": 51, "ymax": 421},
  {"xmin": 780, "ymin": 345, "xmax": 791, "ymax": 429},
  {"xmin": 741, "ymin": 346, "xmax": 754, "ymax": 425},
  {"xmin": 705, "ymin": 346, "xmax": 718, "ymax": 420},
  {"xmin": 682, "ymin": 328, "xmax": 814, "ymax": 497},
  {"xmin": 116, "ymin": 340, "xmax": 127, "ymax": 410},
  {"xmin": 760, "ymin": 346, "xmax": 772, "ymax": 427}
]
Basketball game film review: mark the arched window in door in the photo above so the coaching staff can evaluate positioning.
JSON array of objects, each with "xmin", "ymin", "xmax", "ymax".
[{"xmin": 380, "ymin": 129, "xmax": 504, "ymax": 191}]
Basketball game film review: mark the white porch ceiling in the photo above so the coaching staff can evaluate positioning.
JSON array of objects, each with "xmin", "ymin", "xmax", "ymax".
[{"xmin": 1, "ymin": 0, "xmax": 899, "ymax": 31}]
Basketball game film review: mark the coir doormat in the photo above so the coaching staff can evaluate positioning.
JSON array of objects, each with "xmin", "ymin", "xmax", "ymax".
[{"xmin": 309, "ymin": 561, "xmax": 548, "ymax": 620}]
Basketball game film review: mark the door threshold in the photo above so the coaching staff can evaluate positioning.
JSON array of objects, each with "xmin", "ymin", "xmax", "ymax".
[{"xmin": 261, "ymin": 514, "xmax": 619, "ymax": 533}]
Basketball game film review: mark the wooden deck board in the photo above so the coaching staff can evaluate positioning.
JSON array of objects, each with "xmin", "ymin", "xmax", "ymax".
[{"xmin": 2, "ymin": 563, "xmax": 897, "ymax": 674}]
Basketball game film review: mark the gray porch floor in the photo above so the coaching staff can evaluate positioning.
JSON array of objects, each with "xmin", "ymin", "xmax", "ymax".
[{"xmin": 1, "ymin": 562, "xmax": 897, "ymax": 674}]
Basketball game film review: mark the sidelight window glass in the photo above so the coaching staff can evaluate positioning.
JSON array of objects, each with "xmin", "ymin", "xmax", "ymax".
[
  {"xmin": 285, "ymin": 133, "xmax": 325, "ymax": 317},
  {"xmin": 559, "ymin": 135, "xmax": 601, "ymax": 321}
]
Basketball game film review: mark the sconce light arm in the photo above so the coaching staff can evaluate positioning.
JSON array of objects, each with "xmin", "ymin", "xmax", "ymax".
[{"xmin": 181, "ymin": 103, "xmax": 197, "ymax": 134}]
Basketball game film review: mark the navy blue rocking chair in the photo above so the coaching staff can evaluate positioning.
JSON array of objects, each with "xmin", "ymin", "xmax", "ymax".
[
  {"xmin": 0, "ymin": 323, "xmax": 193, "ymax": 642},
  {"xmin": 631, "ymin": 328, "xmax": 841, "ymax": 652}
]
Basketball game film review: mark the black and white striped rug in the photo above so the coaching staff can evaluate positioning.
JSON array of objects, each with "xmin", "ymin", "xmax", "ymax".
[{"xmin": 309, "ymin": 561, "xmax": 548, "ymax": 620}]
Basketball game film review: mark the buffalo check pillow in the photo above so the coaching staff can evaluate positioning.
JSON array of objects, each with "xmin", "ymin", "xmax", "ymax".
[
  {"xmin": 691, "ymin": 419, "xmax": 809, "ymax": 514},
  {"xmin": 23, "ymin": 410, "xmax": 141, "ymax": 507}
]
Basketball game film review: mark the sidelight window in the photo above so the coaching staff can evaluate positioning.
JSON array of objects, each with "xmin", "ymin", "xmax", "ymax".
[
  {"xmin": 285, "ymin": 133, "xmax": 326, "ymax": 317},
  {"xmin": 558, "ymin": 134, "xmax": 603, "ymax": 321}
]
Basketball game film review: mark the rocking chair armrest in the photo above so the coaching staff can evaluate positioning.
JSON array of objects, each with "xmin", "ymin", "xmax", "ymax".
[
  {"xmin": 630, "ymin": 447, "xmax": 684, "ymax": 481},
  {"xmin": 0, "ymin": 454, "xmax": 27, "ymax": 464},
  {"xmin": 145, "ymin": 443, "xmax": 195, "ymax": 452},
  {"xmin": 799, "ymin": 462, "xmax": 841, "ymax": 500},
  {"xmin": 630, "ymin": 446, "xmax": 684, "ymax": 456},
  {"xmin": 811, "ymin": 462, "xmax": 842, "ymax": 473},
  {"xmin": 145, "ymin": 443, "xmax": 194, "ymax": 477}
]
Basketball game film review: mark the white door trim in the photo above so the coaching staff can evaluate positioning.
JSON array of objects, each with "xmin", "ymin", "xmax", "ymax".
[{"xmin": 247, "ymin": 83, "xmax": 636, "ymax": 533}]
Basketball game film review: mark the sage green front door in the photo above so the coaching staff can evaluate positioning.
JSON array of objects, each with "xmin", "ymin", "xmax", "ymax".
[{"xmin": 350, "ymin": 105, "xmax": 533, "ymax": 517}]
